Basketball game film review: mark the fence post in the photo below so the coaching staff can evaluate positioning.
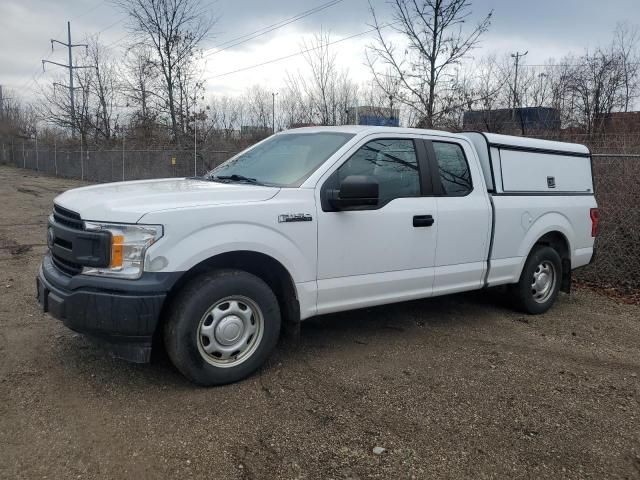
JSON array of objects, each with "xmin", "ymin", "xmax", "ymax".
[
  {"xmin": 35, "ymin": 133, "xmax": 39, "ymax": 171},
  {"xmin": 22, "ymin": 141, "xmax": 25, "ymax": 168},
  {"xmin": 122, "ymin": 134, "xmax": 125, "ymax": 181},
  {"xmin": 80, "ymin": 141, "xmax": 84, "ymax": 181},
  {"xmin": 54, "ymin": 138, "xmax": 58, "ymax": 176}
]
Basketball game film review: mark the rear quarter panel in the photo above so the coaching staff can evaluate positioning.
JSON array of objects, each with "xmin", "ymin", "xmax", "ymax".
[{"xmin": 489, "ymin": 194, "xmax": 596, "ymax": 286}]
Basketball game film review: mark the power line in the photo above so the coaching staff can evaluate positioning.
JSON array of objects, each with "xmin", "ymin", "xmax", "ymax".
[
  {"xmin": 105, "ymin": 32, "xmax": 134, "ymax": 49},
  {"xmin": 202, "ymin": 22, "xmax": 399, "ymax": 81},
  {"xmin": 202, "ymin": 0, "xmax": 344, "ymax": 58},
  {"xmin": 73, "ymin": 0, "xmax": 109, "ymax": 21},
  {"xmin": 107, "ymin": 0, "xmax": 345, "ymax": 57},
  {"xmin": 23, "ymin": 0, "xmax": 343, "ymax": 97},
  {"xmin": 96, "ymin": 16, "xmax": 127, "ymax": 35},
  {"xmin": 521, "ymin": 63, "xmax": 640, "ymax": 68}
]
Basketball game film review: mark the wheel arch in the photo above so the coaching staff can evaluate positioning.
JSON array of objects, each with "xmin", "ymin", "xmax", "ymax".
[
  {"xmin": 516, "ymin": 225, "xmax": 571, "ymax": 294},
  {"xmin": 161, "ymin": 250, "xmax": 301, "ymax": 341},
  {"xmin": 532, "ymin": 231, "xmax": 571, "ymax": 293}
]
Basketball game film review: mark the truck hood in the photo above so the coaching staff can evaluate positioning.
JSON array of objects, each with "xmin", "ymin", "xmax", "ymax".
[{"xmin": 54, "ymin": 177, "xmax": 280, "ymax": 223}]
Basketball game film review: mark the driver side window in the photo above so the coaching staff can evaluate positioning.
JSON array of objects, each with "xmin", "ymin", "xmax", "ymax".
[{"xmin": 337, "ymin": 138, "xmax": 420, "ymax": 205}]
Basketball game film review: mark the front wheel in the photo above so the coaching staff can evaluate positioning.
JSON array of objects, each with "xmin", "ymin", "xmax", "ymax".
[
  {"xmin": 511, "ymin": 245, "xmax": 562, "ymax": 314},
  {"xmin": 164, "ymin": 269, "xmax": 281, "ymax": 386}
]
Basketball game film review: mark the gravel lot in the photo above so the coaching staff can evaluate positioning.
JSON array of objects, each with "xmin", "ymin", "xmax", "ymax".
[{"xmin": 0, "ymin": 165, "xmax": 639, "ymax": 480}]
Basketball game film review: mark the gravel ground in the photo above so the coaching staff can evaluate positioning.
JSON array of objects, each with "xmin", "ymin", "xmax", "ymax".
[{"xmin": 0, "ymin": 165, "xmax": 639, "ymax": 480}]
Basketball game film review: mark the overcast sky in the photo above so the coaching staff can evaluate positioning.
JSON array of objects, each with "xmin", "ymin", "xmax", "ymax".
[{"xmin": 2, "ymin": 0, "xmax": 639, "ymax": 102}]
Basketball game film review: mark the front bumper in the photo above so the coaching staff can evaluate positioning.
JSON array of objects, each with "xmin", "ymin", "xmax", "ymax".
[{"xmin": 36, "ymin": 253, "xmax": 181, "ymax": 363}]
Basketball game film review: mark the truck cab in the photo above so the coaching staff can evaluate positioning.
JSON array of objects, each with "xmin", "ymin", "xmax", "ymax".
[{"xmin": 37, "ymin": 126, "xmax": 597, "ymax": 385}]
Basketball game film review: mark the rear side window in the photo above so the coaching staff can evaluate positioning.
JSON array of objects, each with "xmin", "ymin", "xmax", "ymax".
[
  {"xmin": 337, "ymin": 139, "xmax": 420, "ymax": 205},
  {"xmin": 433, "ymin": 142, "xmax": 472, "ymax": 196}
]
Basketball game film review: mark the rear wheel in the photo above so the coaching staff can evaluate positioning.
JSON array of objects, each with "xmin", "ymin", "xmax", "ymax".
[
  {"xmin": 164, "ymin": 269, "xmax": 281, "ymax": 386},
  {"xmin": 512, "ymin": 245, "xmax": 562, "ymax": 314}
]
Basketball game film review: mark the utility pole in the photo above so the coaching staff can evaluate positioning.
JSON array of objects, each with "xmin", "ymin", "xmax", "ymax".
[
  {"xmin": 510, "ymin": 50, "xmax": 528, "ymax": 123},
  {"xmin": 192, "ymin": 87, "xmax": 199, "ymax": 176},
  {"xmin": 42, "ymin": 21, "xmax": 91, "ymax": 137},
  {"xmin": 272, "ymin": 92, "xmax": 278, "ymax": 134}
]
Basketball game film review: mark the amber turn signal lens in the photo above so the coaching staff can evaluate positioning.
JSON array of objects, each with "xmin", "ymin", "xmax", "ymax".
[{"xmin": 110, "ymin": 235, "xmax": 124, "ymax": 268}]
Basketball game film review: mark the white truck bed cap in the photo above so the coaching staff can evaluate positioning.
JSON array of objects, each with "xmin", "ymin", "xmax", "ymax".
[{"xmin": 479, "ymin": 132, "xmax": 591, "ymax": 156}]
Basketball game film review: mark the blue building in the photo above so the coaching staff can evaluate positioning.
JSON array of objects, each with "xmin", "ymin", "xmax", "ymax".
[
  {"xmin": 348, "ymin": 106, "xmax": 400, "ymax": 127},
  {"xmin": 463, "ymin": 107, "xmax": 560, "ymax": 133}
]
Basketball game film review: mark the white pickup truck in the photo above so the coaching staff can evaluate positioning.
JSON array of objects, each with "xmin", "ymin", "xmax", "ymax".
[{"xmin": 37, "ymin": 126, "xmax": 598, "ymax": 385}]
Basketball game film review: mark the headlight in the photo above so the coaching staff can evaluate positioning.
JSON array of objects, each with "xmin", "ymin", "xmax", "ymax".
[{"xmin": 82, "ymin": 222, "xmax": 163, "ymax": 279}]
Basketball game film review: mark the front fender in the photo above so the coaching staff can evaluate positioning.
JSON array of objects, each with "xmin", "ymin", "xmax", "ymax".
[{"xmin": 149, "ymin": 222, "xmax": 316, "ymax": 283}]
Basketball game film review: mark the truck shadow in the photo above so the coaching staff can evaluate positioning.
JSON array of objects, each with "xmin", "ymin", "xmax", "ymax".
[
  {"xmin": 58, "ymin": 288, "xmax": 516, "ymax": 390},
  {"xmin": 297, "ymin": 287, "xmax": 513, "ymax": 345}
]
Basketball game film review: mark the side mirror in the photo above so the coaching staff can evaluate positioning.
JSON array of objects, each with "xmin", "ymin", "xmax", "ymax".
[{"xmin": 328, "ymin": 175, "xmax": 379, "ymax": 210}]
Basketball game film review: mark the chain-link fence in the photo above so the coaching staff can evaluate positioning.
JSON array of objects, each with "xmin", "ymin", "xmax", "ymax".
[
  {"xmin": 0, "ymin": 139, "xmax": 235, "ymax": 182},
  {"xmin": 574, "ymin": 154, "xmax": 640, "ymax": 290},
  {"xmin": 1, "ymin": 139, "xmax": 638, "ymax": 290}
]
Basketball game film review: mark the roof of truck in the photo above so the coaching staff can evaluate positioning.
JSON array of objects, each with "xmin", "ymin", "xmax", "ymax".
[
  {"xmin": 281, "ymin": 125, "xmax": 590, "ymax": 155},
  {"xmin": 281, "ymin": 125, "xmax": 457, "ymax": 137}
]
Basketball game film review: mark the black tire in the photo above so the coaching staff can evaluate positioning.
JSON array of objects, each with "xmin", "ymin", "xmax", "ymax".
[
  {"xmin": 164, "ymin": 269, "xmax": 281, "ymax": 386},
  {"xmin": 511, "ymin": 245, "xmax": 562, "ymax": 314}
]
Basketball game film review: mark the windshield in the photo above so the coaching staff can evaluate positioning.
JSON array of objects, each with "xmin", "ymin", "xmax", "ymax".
[{"xmin": 209, "ymin": 132, "xmax": 355, "ymax": 187}]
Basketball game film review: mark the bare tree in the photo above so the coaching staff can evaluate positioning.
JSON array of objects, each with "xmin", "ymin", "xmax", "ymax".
[
  {"xmin": 300, "ymin": 31, "xmax": 338, "ymax": 125},
  {"xmin": 567, "ymin": 49, "xmax": 627, "ymax": 134},
  {"xmin": 85, "ymin": 38, "xmax": 120, "ymax": 142},
  {"xmin": 38, "ymin": 38, "xmax": 122, "ymax": 147},
  {"xmin": 245, "ymin": 85, "xmax": 272, "ymax": 130},
  {"xmin": 366, "ymin": 0, "xmax": 492, "ymax": 128},
  {"xmin": 359, "ymin": 78, "xmax": 400, "ymax": 122},
  {"xmin": 122, "ymin": 44, "xmax": 160, "ymax": 133},
  {"xmin": 38, "ymin": 64, "xmax": 93, "ymax": 148},
  {"xmin": 280, "ymin": 77, "xmax": 309, "ymax": 127},
  {"xmin": 334, "ymin": 71, "xmax": 359, "ymax": 125},
  {"xmin": 287, "ymin": 30, "xmax": 358, "ymax": 126},
  {"xmin": 614, "ymin": 22, "xmax": 640, "ymax": 112},
  {"xmin": 115, "ymin": 0, "xmax": 215, "ymax": 142},
  {"xmin": 208, "ymin": 95, "xmax": 241, "ymax": 137},
  {"xmin": 0, "ymin": 92, "xmax": 38, "ymax": 140}
]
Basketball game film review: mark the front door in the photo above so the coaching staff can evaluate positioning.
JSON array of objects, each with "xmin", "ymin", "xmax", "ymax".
[{"xmin": 315, "ymin": 136, "xmax": 438, "ymax": 315}]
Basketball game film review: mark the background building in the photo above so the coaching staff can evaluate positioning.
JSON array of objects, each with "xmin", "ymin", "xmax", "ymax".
[
  {"xmin": 463, "ymin": 107, "xmax": 561, "ymax": 133},
  {"xmin": 347, "ymin": 106, "xmax": 400, "ymax": 127}
]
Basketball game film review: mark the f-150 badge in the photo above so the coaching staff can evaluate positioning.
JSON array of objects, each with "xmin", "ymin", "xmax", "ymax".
[{"xmin": 278, "ymin": 213, "xmax": 312, "ymax": 223}]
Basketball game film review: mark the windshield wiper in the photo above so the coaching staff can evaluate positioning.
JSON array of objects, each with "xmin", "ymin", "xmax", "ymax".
[{"xmin": 210, "ymin": 174, "xmax": 262, "ymax": 185}]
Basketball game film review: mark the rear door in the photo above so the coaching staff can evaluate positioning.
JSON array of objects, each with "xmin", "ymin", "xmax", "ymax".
[
  {"xmin": 315, "ymin": 135, "xmax": 438, "ymax": 315},
  {"xmin": 423, "ymin": 138, "xmax": 492, "ymax": 295}
]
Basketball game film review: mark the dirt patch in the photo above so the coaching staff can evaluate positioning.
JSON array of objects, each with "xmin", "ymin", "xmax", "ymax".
[
  {"xmin": 575, "ymin": 279, "xmax": 640, "ymax": 305},
  {"xmin": 16, "ymin": 187, "xmax": 41, "ymax": 197},
  {"xmin": 0, "ymin": 165, "xmax": 639, "ymax": 480},
  {"xmin": 0, "ymin": 235, "xmax": 32, "ymax": 256}
]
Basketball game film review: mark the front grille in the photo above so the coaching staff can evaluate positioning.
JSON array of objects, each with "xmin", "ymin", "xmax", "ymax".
[
  {"xmin": 51, "ymin": 254, "xmax": 83, "ymax": 276},
  {"xmin": 53, "ymin": 204, "xmax": 83, "ymax": 230},
  {"xmin": 51, "ymin": 205, "xmax": 84, "ymax": 276}
]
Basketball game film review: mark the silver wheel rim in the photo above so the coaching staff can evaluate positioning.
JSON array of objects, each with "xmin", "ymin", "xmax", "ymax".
[
  {"xmin": 531, "ymin": 260, "xmax": 556, "ymax": 304},
  {"xmin": 197, "ymin": 296, "xmax": 264, "ymax": 368}
]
